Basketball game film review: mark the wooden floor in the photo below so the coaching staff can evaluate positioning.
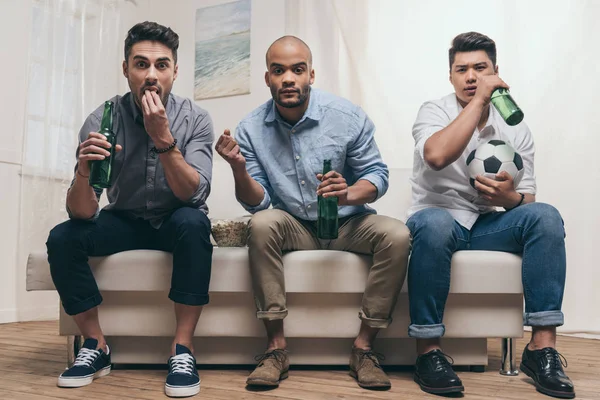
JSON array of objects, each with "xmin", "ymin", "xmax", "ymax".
[{"xmin": 0, "ymin": 321, "xmax": 597, "ymax": 399}]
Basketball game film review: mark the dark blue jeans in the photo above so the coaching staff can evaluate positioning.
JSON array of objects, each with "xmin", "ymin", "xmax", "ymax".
[
  {"xmin": 47, "ymin": 207, "xmax": 213, "ymax": 316},
  {"xmin": 406, "ymin": 203, "xmax": 566, "ymax": 339}
]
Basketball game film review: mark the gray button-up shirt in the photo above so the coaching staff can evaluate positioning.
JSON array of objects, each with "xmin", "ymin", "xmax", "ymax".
[
  {"xmin": 69, "ymin": 92, "xmax": 214, "ymax": 228},
  {"xmin": 236, "ymin": 88, "xmax": 389, "ymax": 220}
]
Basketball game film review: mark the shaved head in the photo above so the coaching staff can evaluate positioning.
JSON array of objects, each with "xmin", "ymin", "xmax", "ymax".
[{"xmin": 265, "ymin": 35, "xmax": 312, "ymax": 67}]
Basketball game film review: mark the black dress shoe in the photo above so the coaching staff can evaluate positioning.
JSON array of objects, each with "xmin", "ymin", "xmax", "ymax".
[
  {"xmin": 520, "ymin": 346, "xmax": 575, "ymax": 399},
  {"xmin": 414, "ymin": 349, "xmax": 464, "ymax": 395}
]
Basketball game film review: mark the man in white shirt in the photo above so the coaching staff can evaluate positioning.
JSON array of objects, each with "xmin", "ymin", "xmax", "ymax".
[{"xmin": 406, "ymin": 32, "xmax": 574, "ymax": 399}]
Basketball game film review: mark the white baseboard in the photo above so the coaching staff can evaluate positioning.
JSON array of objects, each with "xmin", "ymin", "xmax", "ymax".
[
  {"xmin": 0, "ymin": 305, "xmax": 58, "ymax": 324},
  {"xmin": 0, "ymin": 309, "xmax": 18, "ymax": 324}
]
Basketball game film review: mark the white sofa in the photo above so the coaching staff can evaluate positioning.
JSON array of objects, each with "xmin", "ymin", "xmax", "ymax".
[{"xmin": 25, "ymin": 168, "xmax": 523, "ymax": 373}]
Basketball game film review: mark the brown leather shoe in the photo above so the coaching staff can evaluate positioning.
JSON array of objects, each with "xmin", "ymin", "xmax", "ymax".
[
  {"xmin": 246, "ymin": 349, "xmax": 289, "ymax": 387},
  {"xmin": 349, "ymin": 347, "xmax": 391, "ymax": 389}
]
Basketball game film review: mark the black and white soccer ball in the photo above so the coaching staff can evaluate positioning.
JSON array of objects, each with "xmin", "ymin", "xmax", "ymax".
[{"xmin": 466, "ymin": 140, "xmax": 524, "ymax": 189}]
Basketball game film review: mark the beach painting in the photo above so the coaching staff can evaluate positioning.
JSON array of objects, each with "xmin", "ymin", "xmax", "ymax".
[{"xmin": 194, "ymin": 0, "xmax": 251, "ymax": 100}]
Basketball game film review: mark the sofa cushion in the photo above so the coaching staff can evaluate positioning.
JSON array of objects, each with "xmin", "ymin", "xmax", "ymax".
[{"xmin": 27, "ymin": 248, "xmax": 522, "ymax": 294}]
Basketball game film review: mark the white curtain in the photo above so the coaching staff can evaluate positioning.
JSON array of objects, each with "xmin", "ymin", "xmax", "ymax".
[
  {"xmin": 286, "ymin": 0, "xmax": 600, "ymax": 336},
  {"xmin": 17, "ymin": 0, "xmax": 138, "ymax": 320}
]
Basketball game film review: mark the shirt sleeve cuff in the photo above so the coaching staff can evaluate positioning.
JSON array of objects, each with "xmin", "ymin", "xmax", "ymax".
[
  {"xmin": 358, "ymin": 174, "xmax": 387, "ymax": 202},
  {"xmin": 187, "ymin": 172, "xmax": 210, "ymax": 205},
  {"xmin": 66, "ymin": 203, "xmax": 100, "ymax": 221},
  {"xmin": 237, "ymin": 183, "xmax": 271, "ymax": 213}
]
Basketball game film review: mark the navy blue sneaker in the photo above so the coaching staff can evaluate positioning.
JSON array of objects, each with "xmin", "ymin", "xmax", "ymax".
[
  {"xmin": 58, "ymin": 338, "xmax": 111, "ymax": 388},
  {"xmin": 165, "ymin": 344, "xmax": 200, "ymax": 397}
]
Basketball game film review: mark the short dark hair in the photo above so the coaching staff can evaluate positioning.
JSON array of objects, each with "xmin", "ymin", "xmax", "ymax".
[
  {"xmin": 449, "ymin": 31, "xmax": 496, "ymax": 70},
  {"xmin": 124, "ymin": 21, "xmax": 179, "ymax": 64}
]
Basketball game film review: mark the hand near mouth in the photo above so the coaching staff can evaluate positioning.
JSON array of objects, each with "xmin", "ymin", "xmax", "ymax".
[{"xmin": 141, "ymin": 90, "xmax": 172, "ymax": 148}]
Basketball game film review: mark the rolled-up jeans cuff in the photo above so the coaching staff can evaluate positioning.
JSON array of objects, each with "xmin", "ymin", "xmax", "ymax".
[
  {"xmin": 408, "ymin": 323, "xmax": 445, "ymax": 339},
  {"xmin": 169, "ymin": 289, "xmax": 209, "ymax": 306},
  {"xmin": 359, "ymin": 309, "xmax": 392, "ymax": 329},
  {"xmin": 257, "ymin": 309, "xmax": 288, "ymax": 320},
  {"xmin": 524, "ymin": 310, "xmax": 564, "ymax": 327},
  {"xmin": 63, "ymin": 293, "xmax": 103, "ymax": 316}
]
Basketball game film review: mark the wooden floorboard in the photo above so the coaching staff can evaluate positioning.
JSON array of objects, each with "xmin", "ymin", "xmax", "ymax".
[{"xmin": 0, "ymin": 321, "xmax": 597, "ymax": 399}]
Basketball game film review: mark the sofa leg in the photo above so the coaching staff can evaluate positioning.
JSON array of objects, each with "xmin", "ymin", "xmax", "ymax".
[
  {"xmin": 499, "ymin": 338, "xmax": 519, "ymax": 376},
  {"xmin": 469, "ymin": 365, "xmax": 485, "ymax": 373},
  {"xmin": 67, "ymin": 335, "xmax": 83, "ymax": 368}
]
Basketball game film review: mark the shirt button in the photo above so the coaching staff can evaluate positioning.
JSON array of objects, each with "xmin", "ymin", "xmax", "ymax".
[
  {"xmin": 147, "ymin": 177, "xmax": 153, "ymax": 183},
  {"xmin": 148, "ymin": 201, "xmax": 153, "ymax": 206},
  {"xmin": 301, "ymin": 180, "xmax": 305, "ymax": 185},
  {"xmin": 295, "ymin": 155, "xmax": 300, "ymax": 160},
  {"xmin": 291, "ymin": 129, "xmax": 296, "ymax": 133},
  {"xmin": 307, "ymin": 205, "xmax": 311, "ymax": 209}
]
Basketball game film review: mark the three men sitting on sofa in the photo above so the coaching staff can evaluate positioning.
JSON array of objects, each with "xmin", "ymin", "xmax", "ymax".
[{"xmin": 47, "ymin": 21, "xmax": 572, "ymax": 399}]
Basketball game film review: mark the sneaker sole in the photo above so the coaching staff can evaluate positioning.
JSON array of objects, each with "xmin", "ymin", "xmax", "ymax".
[
  {"xmin": 519, "ymin": 363, "xmax": 576, "ymax": 399},
  {"xmin": 165, "ymin": 381, "xmax": 201, "ymax": 398},
  {"xmin": 246, "ymin": 371, "xmax": 288, "ymax": 387},
  {"xmin": 414, "ymin": 375, "xmax": 464, "ymax": 394},
  {"xmin": 349, "ymin": 369, "xmax": 391, "ymax": 389},
  {"xmin": 57, "ymin": 365, "xmax": 111, "ymax": 388}
]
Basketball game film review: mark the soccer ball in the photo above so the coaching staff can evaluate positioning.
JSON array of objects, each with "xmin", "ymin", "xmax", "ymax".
[{"xmin": 466, "ymin": 140, "xmax": 524, "ymax": 189}]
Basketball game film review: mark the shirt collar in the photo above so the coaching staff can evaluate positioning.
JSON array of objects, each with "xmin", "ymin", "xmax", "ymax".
[{"xmin": 264, "ymin": 88, "xmax": 322, "ymax": 125}]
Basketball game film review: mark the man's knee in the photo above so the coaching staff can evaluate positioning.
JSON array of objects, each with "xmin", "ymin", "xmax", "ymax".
[
  {"xmin": 522, "ymin": 202, "xmax": 565, "ymax": 238},
  {"xmin": 172, "ymin": 208, "xmax": 211, "ymax": 240},
  {"xmin": 248, "ymin": 209, "xmax": 287, "ymax": 247},
  {"xmin": 372, "ymin": 216, "xmax": 411, "ymax": 251},
  {"xmin": 46, "ymin": 219, "xmax": 88, "ymax": 253},
  {"xmin": 408, "ymin": 208, "xmax": 456, "ymax": 239}
]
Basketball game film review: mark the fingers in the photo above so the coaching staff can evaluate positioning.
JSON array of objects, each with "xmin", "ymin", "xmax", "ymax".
[
  {"xmin": 150, "ymin": 91, "xmax": 164, "ymax": 112},
  {"xmin": 475, "ymin": 174, "xmax": 498, "ymax": 188},
  {"xmin": 318, "ymin": 183, "xmax": 347, "ymax": 195},
  {"xmin": 473, "ymin": 179, "xmax": 495, "ymax": 196},
  {"xmin": 317, "ymin": 177, "xmax": 347, "ymax": 193},
  {"xmin": 223, "ymin": 139, "xmax": 237, "ymax": 154},
  {"xmin": 115, "ymin": 144, "xmax": 123, "ymax": 153},
  {"xmin": 224, "ymin": 129, "xmax": 231, "ymax": 136},
  {"xmin": 322, "ymin": 188, "xmax": 348, "ymax": 199},
  {"xmin": 141, "ymin": 91, "xmax": 151, "ymax": 115},
  {"xmin": 216, "ymin": 135, "xmax": 237, "ymax": 155},
  {"xmin": 495, "ymin": 171, "xmax": 512, "ymax": 181}
]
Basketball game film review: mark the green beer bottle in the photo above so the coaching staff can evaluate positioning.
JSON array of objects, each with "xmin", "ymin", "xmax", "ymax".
[
  {"xmin": 490, "ymin": 88, "xmax": 524, "ymax": 126},
  {"xmin": 317, "ymin": 159, "xmax": 339, "ymax": 240},
  {"xmin": 88, "ymin": 101, "xmax": 116, "ymax": 189}
]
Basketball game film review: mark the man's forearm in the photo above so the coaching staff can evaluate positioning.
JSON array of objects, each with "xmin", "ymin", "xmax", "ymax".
[
  {"xmin": 159, "ymin": 147, "xmax": 201, "ymax": 202},
  {"xmin": 345, "ymin": 179, "xmax": 378, "ymax": 206},
  {"xmin": 232, "ymin": 166, "xmax": 264, "ymax": 207},
  {"xmin": 66, "ymin": 172, "xmax": 99, "ymax": 219},
  {"xmin": 424, "ymin": 98, "xmax": 486, "ymax": 170}
]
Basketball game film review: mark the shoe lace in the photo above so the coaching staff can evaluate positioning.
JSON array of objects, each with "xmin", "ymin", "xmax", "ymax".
[
  {"xmin": 254, "ymin": 349, "xmax": 287, "ymax": 367},
  {"xmin": 542, "ymin": 348, "xmax": 568, "ymax": 370},
  {"xmin": 169, "ymin": 353, "xmax": 196, "ymax": 375},
  {"xmin": 358, "ymin": 350, "xmax": 385, "ymax": 369},
  {"xmin": 73, "ymin": 348, "xmax": 100, "ymax": 368},
  {"xmin": 430, "ymin": 351, "xmax": 455, "ymax": 371}
]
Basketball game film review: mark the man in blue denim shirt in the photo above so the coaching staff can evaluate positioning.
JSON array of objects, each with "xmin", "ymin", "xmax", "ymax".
[
  {"xmin": 406, "ymin": 32, "xmax": 574, "ymax": 398},
  {"xmin": 216, "ymin": 36, "xmax": 411, "ymax": 389}
]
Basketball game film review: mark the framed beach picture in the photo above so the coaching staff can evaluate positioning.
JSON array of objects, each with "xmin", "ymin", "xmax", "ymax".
[{"xmin": 194, "ymin": 0, "xmax": 251, "ymax": 100}]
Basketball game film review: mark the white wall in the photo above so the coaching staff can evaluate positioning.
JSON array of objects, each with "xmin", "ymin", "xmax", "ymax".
[{"xmin": 0, "ymin": 0, "xmax": 33, "ymax": 323}]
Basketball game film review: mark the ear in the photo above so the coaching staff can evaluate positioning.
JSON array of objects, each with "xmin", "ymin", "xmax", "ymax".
[
  {"xmin": 449, "ymin": 71, "xmax": 453, "ymax": 85},
  {"xmin": 309, "ymin": 68, "xmax": 315, "ymax": 85},
  {"xmin": 494, "ymin": 64, "xmax": 499, "ymax": 75},
  {"xmin": 173, "ymin": 64, "xmax": 178, "ymax": 81},
  {"xmin": 264, "ymin": 70, "xmax": 270, "ymax": 87},
  {"xmin": 122, "ymin": 60, "xmax": 128, "ymax": 79}
]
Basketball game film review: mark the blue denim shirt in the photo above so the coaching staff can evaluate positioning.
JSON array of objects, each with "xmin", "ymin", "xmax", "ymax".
[{"xmin": 235, "ymin": 88, "xmax": 388, "ymax": 221}]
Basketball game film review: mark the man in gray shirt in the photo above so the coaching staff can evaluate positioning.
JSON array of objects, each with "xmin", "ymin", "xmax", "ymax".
[{"xmin": 46, "ymin": 21, "xmax": 213, "ymax": 398}]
